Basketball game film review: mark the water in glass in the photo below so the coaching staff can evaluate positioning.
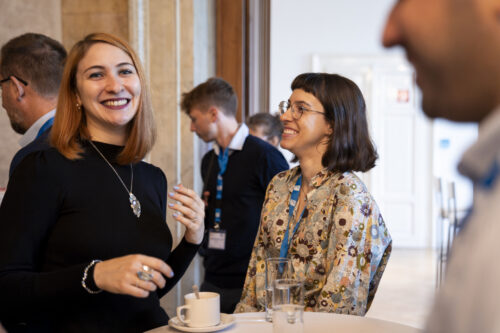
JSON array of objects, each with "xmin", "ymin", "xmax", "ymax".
[
  {"xmin": 265, "ymin": 258, "xmax": 293, "ymax": 322},
  {"xmin": 265, "ymin": 287, "xmax": 274, "ymax": 321},
  {"xmin": 272, "ymin": 304, "xmax": 304, "ymax": 333}
]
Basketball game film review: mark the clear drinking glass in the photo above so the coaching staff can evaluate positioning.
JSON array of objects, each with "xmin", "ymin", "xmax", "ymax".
[
  {"xmin": 272, "ymin": 279, "xmax": 304, "ymax": 333},
  {"xmin": 265, "ymin": 258, "xmax": 293, "ymax": 322}
]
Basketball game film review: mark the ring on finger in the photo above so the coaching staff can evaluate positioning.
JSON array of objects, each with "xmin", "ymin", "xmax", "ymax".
[
  {"xmin": 137, "ymin": 270, "xmax": 153, "ymax": 281},
  {"xmin": 137, "ymin": 265, "xmax": 153, "ymax": 281}
]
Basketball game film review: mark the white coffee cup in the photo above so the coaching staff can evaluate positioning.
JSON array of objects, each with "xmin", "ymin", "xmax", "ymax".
[{"xmin": 176, "ymin": 292, "xmax": 220, "ymax": 327}]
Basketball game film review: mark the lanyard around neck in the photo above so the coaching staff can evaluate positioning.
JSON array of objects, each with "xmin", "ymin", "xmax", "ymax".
[
  {"xmin": 214, "ymin": 147, "xmax": 229, "ymax": 228},
  {"xmin": 279, "ymin": 174, "xmax": 306, "ymax": 258},
  {"xmin": 36, "ymin": 117, "xmax": 54, "ymax": 139}
]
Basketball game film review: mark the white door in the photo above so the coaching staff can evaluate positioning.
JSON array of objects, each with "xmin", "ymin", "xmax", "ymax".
[{"xmin": 312, "ymin": 56, "xmax": 432, "ymax": 248}]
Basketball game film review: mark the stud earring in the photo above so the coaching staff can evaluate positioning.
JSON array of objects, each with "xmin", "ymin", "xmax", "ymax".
[{"xmin": 76, "ymin": 103, "xmax": 81, "ymax": 110}]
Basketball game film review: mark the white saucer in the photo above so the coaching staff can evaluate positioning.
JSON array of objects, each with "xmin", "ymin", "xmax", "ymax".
[{"xmin": 168, "ymin": 313, "xmax": 235, "ymax": 332}]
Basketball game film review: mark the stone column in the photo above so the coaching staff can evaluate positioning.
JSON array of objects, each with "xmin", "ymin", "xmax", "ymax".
[{"xmin": 130, "ymin": 0, "xmax": 201, "ymax": 316}]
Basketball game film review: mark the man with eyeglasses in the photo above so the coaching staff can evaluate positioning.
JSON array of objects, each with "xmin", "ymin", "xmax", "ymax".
[{"xmin": 0, "ymin": 33, "xmax": 66, "ymax": 177}]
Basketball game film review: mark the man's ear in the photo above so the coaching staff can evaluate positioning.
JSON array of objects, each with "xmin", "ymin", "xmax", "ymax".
[
  {"xmin": 10, "ymin": 76, "xmax": 25, "ymax": 101},
  {"xmin": 208, "ymin": 106, "xmax": 219, "ymax": 122}
]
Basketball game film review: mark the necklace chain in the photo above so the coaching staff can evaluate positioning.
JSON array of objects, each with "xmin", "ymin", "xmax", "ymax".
[{"xmin": 89, "ymin": 141, "xmax": 141, "ymax": 218}]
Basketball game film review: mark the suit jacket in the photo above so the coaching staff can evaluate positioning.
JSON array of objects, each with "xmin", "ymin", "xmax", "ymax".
[{"xmin": 9, "ymin": 126, "xmax": 52, "ymax": 178}]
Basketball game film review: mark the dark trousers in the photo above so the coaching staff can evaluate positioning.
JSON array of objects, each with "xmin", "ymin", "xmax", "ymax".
[{"xmin": 200, "ymin": 280, "xmax": 243, "ymax": 314}]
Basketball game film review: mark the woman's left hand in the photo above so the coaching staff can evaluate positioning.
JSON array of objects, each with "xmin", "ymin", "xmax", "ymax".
[{"xmin": 168, "ymin": 184, "xmax": 205, "ymax": 245}]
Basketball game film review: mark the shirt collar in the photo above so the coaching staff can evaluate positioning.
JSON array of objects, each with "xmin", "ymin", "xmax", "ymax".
[
  {"xmin": 286, "ymin": 166, "xmax": 334, "ymax": 193},
  {"xmin": 213, "ymin": 123, "xmax": 249, "ymax": 155},
  {"xmin": 458, "ymin": 106, "xmax": 500, "ymax": 184},
  {"xmin": 18, "ymin": 109, "xmax": 56, "ymax": 147}
]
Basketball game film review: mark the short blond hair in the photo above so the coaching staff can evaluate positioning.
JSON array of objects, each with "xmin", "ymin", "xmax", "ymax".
[{"xmin": 50, "ymin": 32, "xmax": 155, "ymax": 164}]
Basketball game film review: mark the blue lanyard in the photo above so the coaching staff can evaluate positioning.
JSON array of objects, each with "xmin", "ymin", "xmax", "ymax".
[
  {"xmin": 36, "ymin": 117, "xmax": 54, "ymax": 139},
  {"xmin": 279, "ymin": 175, "xmax": 306, "ymax": 258},
  {"xmin": 214, "ymin": 147, "xmax": 229, "ymax": 228}
]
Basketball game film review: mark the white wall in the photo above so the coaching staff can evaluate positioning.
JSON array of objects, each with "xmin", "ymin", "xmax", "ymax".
[
  {"xmin": 269, "ymin": 0, "xmax": 477, "ymax": 249},
  {"xmin": 270, "ymin": 0, "xmax": 398, "ymax": 112}
]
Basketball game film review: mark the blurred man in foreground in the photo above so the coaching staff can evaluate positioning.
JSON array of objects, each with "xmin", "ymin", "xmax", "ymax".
[{"xmin": 383, "ymin": 0, "xmax": 500, "ymax": 331}]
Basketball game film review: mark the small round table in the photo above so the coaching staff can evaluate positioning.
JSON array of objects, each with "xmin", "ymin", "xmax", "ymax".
[{"xmin": 146, "ymin": 311, "xmax": 422, "ymax": 333}]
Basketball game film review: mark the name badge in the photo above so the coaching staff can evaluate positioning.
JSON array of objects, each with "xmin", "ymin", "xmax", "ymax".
[{"xmin": 208, "ymin": 228, "xmax": 226, "ymax": 250}]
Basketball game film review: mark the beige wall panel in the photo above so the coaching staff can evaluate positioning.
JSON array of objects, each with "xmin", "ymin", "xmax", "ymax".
[
  {"xmin": 146, "ymin": 0, "xmax": 197, "ymax": 316},
  {"xmin": 63, "ymin": 0, "xmax": 126, "ymax": 13},
  {"xmin": 61, "ymin": 0, "xmax": 128, "ymax": 50},
  {"xmin": 148, "ymin": 0, "xmax": 179, "ymax": 316},
  {"xmin": 180, "ymin": 0, "xmax": 194, "ymax": 187},
  {"xmin": 62, "ymin": 13, "xmax": 129, "ymax": 49},
  {"xmin": 149, "ymin": 0, "xmax": 177, "ymax": 186},
  {"xmin": 0, "ymin": 0, "xmax": 62, "ymax": 187},
  {"xmin": 176, "ymin": 0, "xmax": 198, "ymax": 318}
]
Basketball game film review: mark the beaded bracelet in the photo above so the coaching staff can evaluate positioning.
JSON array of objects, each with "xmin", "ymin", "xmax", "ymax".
[{"xmin": 81, "ymin": 259, "xmax": 103, "ymax": 294}]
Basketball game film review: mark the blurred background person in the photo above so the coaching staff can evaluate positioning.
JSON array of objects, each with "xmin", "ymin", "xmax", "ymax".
[
  {"xmin": 248, "ymin": 112, "xmax": 289, "ymax": 167},
  {"xmin": 0, "ymin": 33, "xmax": 66, "ymax": 177},
  {"xmin": 181, "ymin": 77, "xmax": 289, "ymax": 314},
  {"xmin": 247, "ymin": 112, "xmax": 283, "ymax": 148},
  {"xmin": 0, "ymin": 33, "xmax": 204, "ymax": 332},
  {"xmin": 236, "ymin": 73, "xmax": 392, "ymax": 315}
]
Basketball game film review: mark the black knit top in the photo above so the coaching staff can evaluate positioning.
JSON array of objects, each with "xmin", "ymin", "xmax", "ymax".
[{"xmin": 0, "ymin": 141, "xmax": 199, "ymax": 332}]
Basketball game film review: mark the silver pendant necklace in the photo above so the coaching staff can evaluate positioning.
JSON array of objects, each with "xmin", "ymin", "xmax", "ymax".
[{"xmin": 89, "ymin": 141, "xmax": 141, "ymax": 218}]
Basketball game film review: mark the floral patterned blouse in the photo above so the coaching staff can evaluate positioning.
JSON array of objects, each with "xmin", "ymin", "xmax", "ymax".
[{"xmin": 234, "ymin": 166, "xmax": 392, "ymax": 315}]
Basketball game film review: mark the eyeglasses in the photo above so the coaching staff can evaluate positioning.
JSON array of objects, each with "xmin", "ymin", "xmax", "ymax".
[
  {"xmin": 278, "ymin": 101, "xmax": 324, "ymax": 120},
  {"xmin": 0, "ymin": 75, "xmax": 28, "ymax": 89}
]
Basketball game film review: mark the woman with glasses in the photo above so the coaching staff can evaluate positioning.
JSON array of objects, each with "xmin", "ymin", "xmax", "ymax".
[{"xmin": 235, "ymin": 73, "xmax": 392, "ymax": 315}]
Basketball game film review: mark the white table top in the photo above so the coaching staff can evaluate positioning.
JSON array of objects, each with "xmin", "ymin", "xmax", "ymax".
[{"xmin": 146, "ymin": 311, "xmax": 422, "ymax": 333}]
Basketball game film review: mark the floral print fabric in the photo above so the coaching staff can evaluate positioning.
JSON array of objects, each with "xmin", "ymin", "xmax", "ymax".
[{"xmin": 235, "ymin": 166, "xmax": 392, "ymax": 315}]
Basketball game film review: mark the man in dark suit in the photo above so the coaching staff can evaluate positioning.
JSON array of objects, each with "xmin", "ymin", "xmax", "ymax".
[
  {"xmin": 181, "ymin": 77, "xmax": 289, "ymax": 313},
  {"xmin": 0, "ymin": 33, "xmax": 66, "ymax": 177}
]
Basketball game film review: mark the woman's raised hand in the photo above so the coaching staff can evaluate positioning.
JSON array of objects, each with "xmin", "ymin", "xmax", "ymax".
[{"xmin": 168, "ymin": 184, "xmax": 205, "ymax": 245}]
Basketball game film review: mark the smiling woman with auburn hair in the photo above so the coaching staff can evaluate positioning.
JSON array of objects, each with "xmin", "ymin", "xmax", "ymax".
[
  {"xmin": 51, "ymin": 33, "xmax": 155, "ymax": 164},
  {"xmin": 0, "ymin": 33, "xmax": 205, "ymax": 332}
]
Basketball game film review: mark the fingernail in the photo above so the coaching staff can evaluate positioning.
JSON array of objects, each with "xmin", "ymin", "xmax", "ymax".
[
  {"xmin": 173, "ymin": 212, "xmax": 179, "ymax": 218},
  {"xmin": 173, "ymin": 185, "xmax": 180, "ymax": 191},
  {"xmin": 169, "ymin": 271, "xmax": 174, "ymax": 278},
  {"xmin": 168, "ymin": 203, "xmax": 174, "ymax": 207},
  {"xmin": 168, "ymin": 192, "xmax": 175, "ymax": 197}
]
